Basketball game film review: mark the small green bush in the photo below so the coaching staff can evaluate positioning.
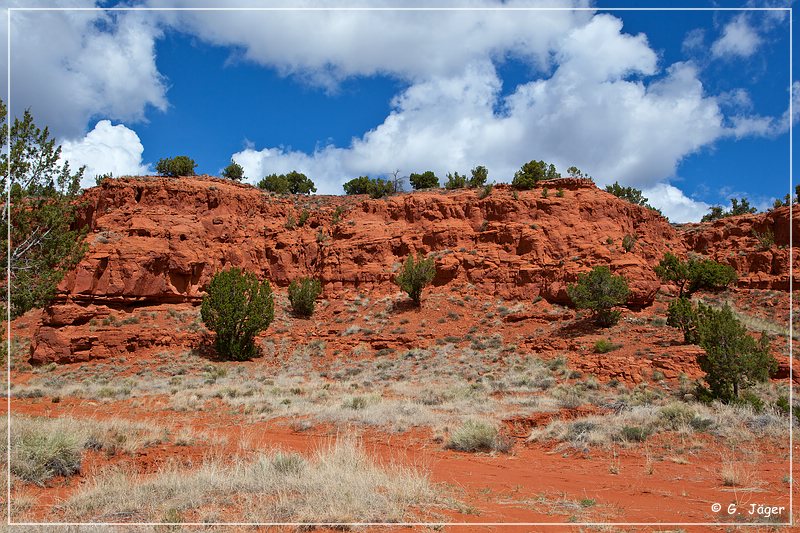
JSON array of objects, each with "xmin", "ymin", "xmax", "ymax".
[
  {"xmin": 512, "ymin": 159, "xmax": 560, "ymax": 189},
  {"xmin": 556, "ymin": 188, "xmax": 565, "ymax": 198},
  {"xmin": 343, "ymin": 176, "xmax": 396, "ymax": 198},
  {"xmin": 594, "ymin": 339, "xmax": 621, "ymax": 353},
  {"xmin": 395, "ymin": 253, "xmax": 436, "ymax": 306},
  {"xmin": 444, "ymin": 172, "xmax": 467, "ymax": 190},
  {"xmin": 155, "ymin": 156, "xmax": 197, "ymax": 177},
  {"xmin": 477, "ymin": 183, "xmax": 493, "ymax": 199},
  {"xmin": 221, "ymin": 160, "xmax": 244, "ymax": 181},
  {"xmin": 409, "ymin": 171, "xmax": 439, "ymax": 190},
  {"xmin": 258, "ymin": 174, "xmax": 289, "ymax": 194},
  {"xmin": 288, "ymin": 277, "xmax": 322, "ymax": 317},
  {"xmin": 298, "ymin": 209, "xmax": 310, "ymax": 226},
  {"xmin": 200, "ymin": 268, "xmax": 275, "ymax": 360},
  {"xmin": 469, "ymin": 165, "xmax": 488, "ymax": 187},
  {"xmin": 753, "ymin": 229, "xmax": 775, "ymax": 251},
  {"xmin": 654, "ymin": 253, "xmax": 737, "ymax": 297},
  {"xmin": 446, "ymin": 420, "xmax": 510, "ymax": 453},
  {"xmin": 622, "ymin": 234, "xmax": 636, "ymax": 252},
  {"xmin": 11, "ymin": 428, "xmax": 82, "ymax": 485},
  {"xmin": 618, "ymin": 425, "xmax": 650, "ymax": 442},
  {"xmin": 567, "ymin": 266, "xmax": 630, "ymax": 327}
]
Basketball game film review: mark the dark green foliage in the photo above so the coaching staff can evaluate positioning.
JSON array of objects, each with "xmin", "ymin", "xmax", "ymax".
[
  {"xmin": 701, "ymin": 197, "xmax": 758, "ymax": 222},
  {"xmin": 566, "ymin": 266, "xmax": 630, "ymax": 327},
  {"xmin": 654, "ymin": 253, "xmax": 737, "ymax": 297},
  {"xmin": 469, "ymin": 166, "xmax": 488, "ymax": 188},
  {"xmin": 566, "ymin": 166, "xmax": 587, "ymax": 178},
  {"xmin": 258, "ymin": 174, "xmax": 289, "ymax": 194},
  {"xmin": 342, "ymin": 176, "xmax": 396, "ymax": 198},
  {"xmin": 555, "ymin": 188, "xmax": 565, "ymax": 198},
  {"xmin": 622, "ymin": 234, "xmax": 636, "ymax": 252},
  {"xmin": 605, "ymin": 181, "xmax": 648, "ymax": 206},
  {"xmin": 477, "ymin": 183, "xmax": 493, "ymax": 199},
  {"xmin": 200, "ymin": 268, "xmax": 274, "ymax": 360},
  {"xmin": 221, "ymin": 160, "xmax": 244, "ymax": 181},
  {"xmin": 619, "ymin": 426, "xmax": 650, "ymax": 442},
  {"xmin": 409, "ymin": 171, "xmax": 439, "ymax": 190},
  {"xmin": 666, "ymin": 297, "xmax": 699, "ymax": 343},
  {"xmin": 155, "ymin": 156, "xmax": 197, "ymax": 177},
  {"xmin": 444, "ymin": 172, "xmax": 467, "ymax": 190},
  {"xmin": 285, "ymin": 171, "xmax": 316, "ymax": 194},
  {"xmin": 288, "ymin": 277, "xmax": 322, "ymax": 317},
  {"xmin": 594, "ymin": 339, "xmax": 621, "ymax": 353},
  {"xmin": 541, "ymin": 187, "xmax": 549, "ymax": 198},
  {"xmin": 395, "ymin": 253, "xmax": 436, "ymax": 306},
  {"xmin": 0, "ymin": 103, "xmax": 88, "ymax": 318},
  {"xmin": 752, "ymin": 229, "xmax": 774, "ymax": 251},
  {"xmin": 258, "ymin": 171, "xmax": 315, "ymax": 194},
  {"xmin": 298, "ymin": 209, "xmax": 310, "ymax": 227},
  {"xmin": 694, "ymin": 304, "xmax": 775, "ymax": 402},
  {"xmin": 95, "ymin": 172, "xmax": 113, "ymax": 186},
  {"xmin": 512, "ymin": 160, "xmax": 560, "ymax": 189}
]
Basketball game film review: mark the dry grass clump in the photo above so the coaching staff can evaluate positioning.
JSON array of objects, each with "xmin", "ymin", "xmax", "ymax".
[
  {"xmin": 63, "ymin": 439, "xmax": 444, "ymax": 523},
  {"xmin": 446, "ymin": 419, "xmax": 511, "ymax": 453},
  {"xmin": 528, "ymin": 399, "xmax": 785, "ymax": 448},
  {"xmin": 3, "ymin": 416, "xmax": 166, "ymax": 485}
]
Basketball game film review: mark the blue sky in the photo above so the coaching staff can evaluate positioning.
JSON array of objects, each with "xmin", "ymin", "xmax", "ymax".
[{"xmin": 2, "ymin": 1, "xmax": 797, "ymax": 222}]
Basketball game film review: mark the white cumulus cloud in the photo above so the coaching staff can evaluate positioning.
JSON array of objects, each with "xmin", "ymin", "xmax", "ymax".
[
  {"xmin": 711, "ymin": 14, "xmax": 762, "ymax": 59},
  {"xmin": 60, "ymin": 120, "xmax": 150, "ymax": 189},
  {"xmin": 1, "ymin": 4, "xmax": 167, "ymax": 138}
]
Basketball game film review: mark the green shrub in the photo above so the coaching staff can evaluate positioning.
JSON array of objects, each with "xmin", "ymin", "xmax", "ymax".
[
  {"xmin": 221, "ymin": 160, "xmax": 244, "ymax": 181},
  {"xmin": 541, "ymin": 187, "xmax": 549, "ymax": 198},
  {"xmin": 512, "ymin": 159, "xmax": 559, "ymax": 189},
  {"xmin": 288, "ymin": 277, "xmax": 322, "ymax": 317},
  {"xmin": 11, "ymin": 427, "xmax": 82, "ymax": 485},
  {"xmin": 566, "ymin": 266, "xmax": 630, "ymax": 327},
  {"xmin": 258, "ymin": 171, "xmax": 316, "ymax": 194},
  {"xmin": 343, "ymin": 176, "xmax": 395, "ymax": 198},
  {"xmin": 469, "ymin": 165, "xmax": 488, "ymax": 187},
  {"xmin": 298, "ymin": 209, "xmax": 310, "ymax": 226},
  {"xmin": 409, "ymin": 171, "xmax": 439, "ymax": 190},
  {"xmin": 654, "ymin": 253, "xmax": 737, "ymax": 297},
  {"xmin": 593, "ymin": 339, "xmax": 621, "ymax": 353},
  {"xmin": 622, "ymin": 234, "xmax": 636, "ymax": 252},
  {"xmin": 701, "ymin": 197, "xmax": 757, "ymax": 222},
  {"xmin": 666, "ymin": 297, "xmax": 698, "ymax": 343},
  {"xmin": 155, "ymin": 156, "xmax": 197, "ymax": 177},
  {"xmin": 477, "ymin": 183, "xmax": 493, "ymax": 199},
  {"xmin": 697, "ymin": 304, "xmax": 775, "ymax": 402},
  {"xmin": 446, "ymin": 420, "xmax": 510, "ymax": 453},
  {"xmin": 395, "ymin": 253, "xmax": 436, "ymax": 306},
  {"xmin": 258, "ymin": 174, "xmax": 289, "ymax": 194},
  {"xmin": 444, "ymin": 172, "xmax": 467, "ymax": 190},
  {"xmin": 200, "ymin": 268, "xmax": 275, "ymax": 360},
  {"xmin": 556, "ymin": 188, "xmax": 565, "ymax": 198},
  {"xmin": 753, "ymin": 229, "xmax": 775, "ymax": 251},
  {"xmin": 618, "ymin": 425, "xmax": 650, "ymax": 442}
]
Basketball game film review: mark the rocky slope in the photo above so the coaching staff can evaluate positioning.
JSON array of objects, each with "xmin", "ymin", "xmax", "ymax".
[{"xmin": 28, "ymin": 175, "xmax": 798, "ymax": 367}]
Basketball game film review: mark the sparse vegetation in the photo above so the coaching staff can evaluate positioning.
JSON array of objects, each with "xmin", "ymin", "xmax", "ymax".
[
  {"xmin": 654, "ymin": 253, "xmax": 737, "ymax": 297},
  {"xmin": 622, "ymin": 234, "xmax": 636, "ymax": 252},
  {"xmin": 446, "ymin": 420, "xmax": 510, "ymax": 453},
  {"xmin": 567, "ymin": 266, "xmax": 630, "ymax": 327},
  {"xmin": 288, "ymin": 277, "xmax": 323, "ymax": 317},
  {"xmin": 221, "ymin": 160, "xmax": 245, "ymax": 181},
  {"xmin": 258, "ymin": 171, "xmax": 316, "ymax": 194},
  {"xmin": 395, "ymin": 253, "xmax": 436, "ymax": 306},
  {"xmin": 155, "ymin": 155, "xmax": 197, "ymax": 177},
  {"xmin": 444, "ymin": 171, "xmax": 467, "ymax": 190},
  {"xmin": 594, "ymin": 339, "xmax": 621, "ymax": 353},
  {"xmin": 64, "ymin": 439, "xmax": 442, "ymax": 523},
  {"xmin": 409, "ymin": 171, "xmax": 439, "ymax": 190},
  {"xmin": 343, "ymin": 175, "xmax": 396, "ymax": 198},
  {"xmin": 512, "ymin": 159, "xmax": 560, "ymax": 189},
  {"xmin": 701, "ymin": 197, "xmax": 758, "ymax": 222},
  {"xmin": 200, "ymin": 268, "xmax": 275, "ymax": 360}
]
